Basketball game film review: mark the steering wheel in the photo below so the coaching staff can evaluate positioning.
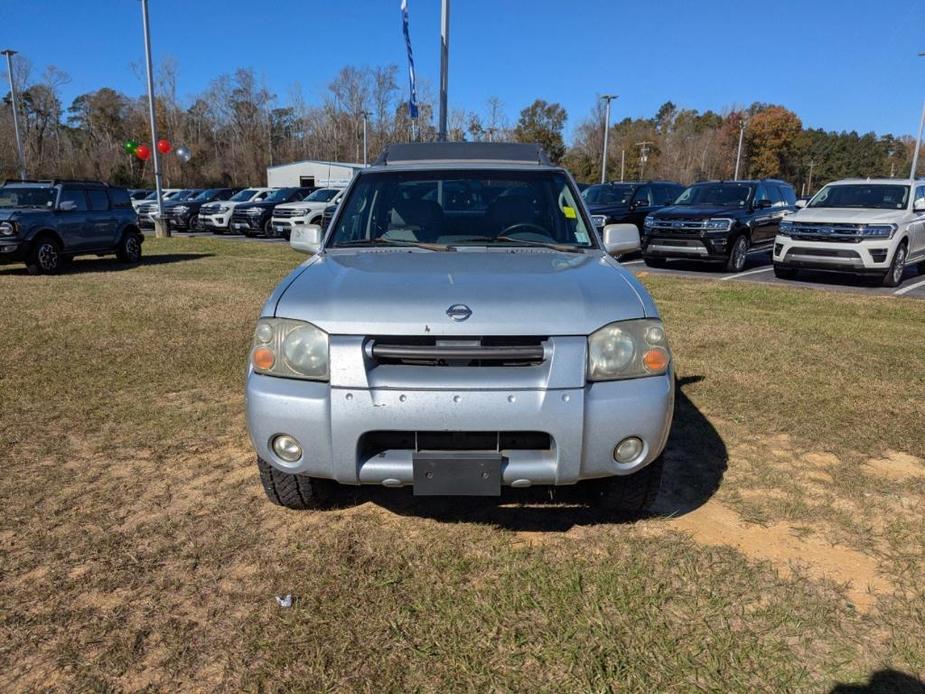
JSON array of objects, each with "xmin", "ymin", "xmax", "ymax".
[{"xmin": 498, "ymin": 222, "xmax": 551, "ymax": 238}]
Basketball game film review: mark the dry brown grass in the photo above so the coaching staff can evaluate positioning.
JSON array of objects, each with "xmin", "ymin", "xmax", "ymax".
[{"xmin": 1, "ymin": 239, "xmax": 923, "ymax": 692}]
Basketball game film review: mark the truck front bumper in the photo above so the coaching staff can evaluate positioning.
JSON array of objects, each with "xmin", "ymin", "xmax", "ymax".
[
  {"xmin": 773, "ymin": 236, "xmax": 895, "ymax": 274},
  {"xmin": 0, "ymin": 239, "xmax": 25, "ymax": 262},
  {"xmin": 246, "ymin": 370, "xmax": 675, "ymax": 487}
]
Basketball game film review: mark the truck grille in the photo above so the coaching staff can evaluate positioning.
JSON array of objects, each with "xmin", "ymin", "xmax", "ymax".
[
  {"xmin": 788, "ymin": 223, "xmax": 862, "ymax": 243},
  {"xmin": 647, "ymin": 219, "xmax": 708, "ymax": 231},
  {"xmin": 360, "ymin": 431, "xmax": 552, "ymax": 456},
  {"xmin": 273, "ymin": 207, "xmax": 302, "ymax": 218},
  {"xmin": 368, "ymin": 336, "xmax": 547, "ymax": 367}
]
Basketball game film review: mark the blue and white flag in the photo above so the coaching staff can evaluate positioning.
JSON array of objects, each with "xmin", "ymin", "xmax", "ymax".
[{"xmin": 401, "ymin": 0, "xmax": 418, "ymax": 119}]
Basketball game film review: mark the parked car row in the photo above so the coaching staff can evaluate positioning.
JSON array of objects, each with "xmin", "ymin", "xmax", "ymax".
[{"xmin": 582, "ymin": 176, "xmax": 925, "ymax": 286}]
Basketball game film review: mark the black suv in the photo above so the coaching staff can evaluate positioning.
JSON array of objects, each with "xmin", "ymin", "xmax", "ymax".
[
  {"xmin": 161, "ymin": 187, "xmax": 240, "ymax": 231},
  {"xmin": 582, "ymin": 180, "xmax": 684, "ymax": 232},
  {"xmin": 642, "ymin": 179, "xmax": 797, "ymax": 272},
  {"xmin": 229, "ymin": 187, "xmax": 316, "ymax": 237},
  {"xmin": 0, "ymin": 179, "xmax": 142, "ymax": 275}
]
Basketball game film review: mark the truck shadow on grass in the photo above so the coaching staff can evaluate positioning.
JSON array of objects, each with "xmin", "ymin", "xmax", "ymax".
[
  {"xmin": 0, "ymin": 253, "xmax": 213, "ymax": 276},
  {"xmin": 830, "ymin": 669, "xmax": 925, "ymax": 694},
  {"xmin": 366, "ymin": 375, "xmax": 727, "ymax": 531}
]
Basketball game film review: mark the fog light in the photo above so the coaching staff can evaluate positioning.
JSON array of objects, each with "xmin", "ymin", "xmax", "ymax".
[
  {"xmin": 614, "ymin": 437, "xmax": 644, "ymax": 464},
  {"xmin": 272, "ymin": 434, "xmax": 302, "ymax": 462}
]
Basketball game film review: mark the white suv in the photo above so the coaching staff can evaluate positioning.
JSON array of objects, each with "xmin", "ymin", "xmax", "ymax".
[
  {"xmin": 773, "ymin": 178, "xmax": 925, "ymax": 287},
  {"xmin": 269, "ymin": 187, "xmax": 343, "ymax": 238},
  {"xmin": 200, "ymin": 187, "xmax": 276, "ymax": 234}
]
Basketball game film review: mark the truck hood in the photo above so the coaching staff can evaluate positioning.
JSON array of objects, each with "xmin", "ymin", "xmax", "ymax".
[
  {"xmin": 274, "ymin": 200, "xmax": 332, "ymax": 212},
  {"xmin": 273, "ymin": 249, "xmax": 651, "ymax": 336},
  {"xmin": 653, "ymin": 205, "xmax": 746, "ymax": 220},
  {"xmin": 788, "ymin": 207, "xmax": 906, "ymax": 224}
]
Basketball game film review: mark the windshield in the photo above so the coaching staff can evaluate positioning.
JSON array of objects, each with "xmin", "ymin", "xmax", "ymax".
[
  {"xmin": 192, "ymin": 189, "xmax": 220, "ymax": 202},
  {"xmin": 305, "ymin": 188, "xmax": 339, "ymax": 202},
  {"xmin": 172, "ymin": 190, "xmax": 200, "ymax": 201},
  {"xmin": 0, "ymin": 186, "xmax": 56, "ymax": 208},
  {"xmin": 808, "ymin": 184, "xmax": 910, "ymax": 210},
  {"xmin": 328, "ymin": 170, "xmax": 595, "ymax": 249},
  {"xmin": 582, "ymin": 184, "xmax": 635, "ymax": 205},
  {"xmin": 265, "ymin": 188, "xmax": 295, "ymax": 203},
  {"xmin": 230, "ymin": 188, "xmax": 259, "ymax": 202},
  {"xmin": 675, "ymin": 183, "xmax": 752, "ymax": 207}
]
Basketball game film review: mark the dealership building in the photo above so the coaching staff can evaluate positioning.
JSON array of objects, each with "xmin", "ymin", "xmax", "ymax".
[{"xmin": 266, "ymin": 160, "xmax": 364, "ymax": 189}]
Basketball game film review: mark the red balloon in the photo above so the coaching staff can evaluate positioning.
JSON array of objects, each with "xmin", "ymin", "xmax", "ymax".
[
  {"xmin": 157, "ymin": 138, "xmax": 171, "ymax": 154},
  {"xmin": 135, "ymin": 144, "xmax": 151, "ymax": 161}
]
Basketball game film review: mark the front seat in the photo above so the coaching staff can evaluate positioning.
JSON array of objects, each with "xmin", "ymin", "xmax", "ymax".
[{"xmin": 391, "ymin": 198, "xmax": 445, "ymax": 242}]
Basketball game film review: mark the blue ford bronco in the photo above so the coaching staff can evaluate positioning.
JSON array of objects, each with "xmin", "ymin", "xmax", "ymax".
[{"xmin": 0, "ymin": 179, "xmax": 142, "ymax": 275}]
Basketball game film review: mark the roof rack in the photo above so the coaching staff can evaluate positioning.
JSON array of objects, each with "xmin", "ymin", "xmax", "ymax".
[{"xmin": 375, "ymin": 142, "xmax": 552, "ymax": 166}]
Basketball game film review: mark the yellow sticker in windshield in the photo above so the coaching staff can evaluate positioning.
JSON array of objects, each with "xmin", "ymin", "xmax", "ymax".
[{"xmin": 562, "ymin": 206, "xmax": 577, "ymax": 219}]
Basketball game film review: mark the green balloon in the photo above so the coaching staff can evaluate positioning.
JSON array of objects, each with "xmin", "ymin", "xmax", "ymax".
[{"xmin": 124, "ymin": 140, "xmax": 138, "ymax": 154}]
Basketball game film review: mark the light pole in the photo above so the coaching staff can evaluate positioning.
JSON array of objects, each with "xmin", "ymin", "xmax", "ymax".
[
  {"xmin": 636, "ymin": 141, "xmax": 652, "ymax": 179},
  {"xmin": 361, "ymin": 111, "xmax": 370, "ymax": 166},
  {"xmin": 1, "ymin": 49, "xmax": 26, "ymax": 180},
  {"xmin": 140, "ymin": 0, "xmax": 168, "ymax": 237},
  {"xmin": 913, "ymin": 52, "xmax": 925, "ymax": 180},
  {"xmin": 733, "ymin": 114, "xmax": 747, "ymax": 181},
  {"xmin": 599, "ymin": 94, "xmax": 617, "ymax": 184},
  {"xmin": 620, "ymin": 149, "xmax": 625, "ymax": 182},
  {"xmin": 437, "ymin": 0, "xmax": 450, "ymax": 141}
]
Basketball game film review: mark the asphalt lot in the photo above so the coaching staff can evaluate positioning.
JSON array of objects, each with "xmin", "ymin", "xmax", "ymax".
[{"xmin": 154, "ymin": 230, "xmax": 925, "ymax": 299}]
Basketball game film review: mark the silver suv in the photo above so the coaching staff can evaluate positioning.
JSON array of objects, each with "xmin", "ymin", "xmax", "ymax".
[{"xmin": 245, "ymin": 143, "xmax": 674, "ymax": 514}]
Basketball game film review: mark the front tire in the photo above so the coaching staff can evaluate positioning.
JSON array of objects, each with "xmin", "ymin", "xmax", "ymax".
[
  {"xmin": 725, "ymin": 234, "xmax": 749, "ymax": 273},
  {"xmin": 116, "ymin": 232, "xmax": 143, "ymax": 264},
  {"xmin": 773, "ymin": 264, "xmax": 798, "ymax": 280},
  {"xmin": 256, "ymin": 456, "xmax": 338, "ymax": 510},
  {"xmin": 881, "ymin": 244, "xmax": 907, "ymax": 288},
  {"xmin": 584, "ymin": 457, "xmax": 663, "ymax": 516},
  {"xmin": 26, "ymin": 237, "xmax": 63, "ymax": 275}
]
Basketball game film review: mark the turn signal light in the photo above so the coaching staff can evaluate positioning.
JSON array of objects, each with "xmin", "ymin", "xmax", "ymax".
[
  {"xmin": 252, "ymin": 346, "xmax": 275, "ymax": 370},
  {"xmin": 642, "ymin": 348, "xmax": 669, "ymax": 373}
]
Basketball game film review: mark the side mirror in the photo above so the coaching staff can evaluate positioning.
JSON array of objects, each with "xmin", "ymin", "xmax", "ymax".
[
  {"xmin": 795, "ymin": 199, "xmax": 807, "ymax": 209},
  {"xmin": 57, "ymin": 200, "xmax": 77, "ymax": 212},
  {"xmin": 602, "ymin": 223, "xmax": 641, "ymax": 257},
  {"xmin": 290, "ymin": 224, "xmax": 323, "ymax": 254},
  {"xmin": 914, "ymin": 199, "xmax": 925, "ymax": 213},
  {"xmin": 631, "ymin": 199, "xmax": 648, "ymax": 209}
]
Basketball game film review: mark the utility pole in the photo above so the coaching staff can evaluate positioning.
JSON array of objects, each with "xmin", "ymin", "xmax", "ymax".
[
  {"xmin": 140, "ymin": 0, "xmax": 168, "ymax": 237},
  {"xmin": 486, "ymin": 127, "xmax": 495, "ymax": 143},
  {"xmin": 636, "ymin": 141, "xmax": 652, "ymax": 179},
  {"xmin": 620, "ymin": 149, "xmax": 625, "ymax": 182},
  {"xmin": 734, "ymin": 115, "xmax": 747, "ymax": 181},
  {"xmin": 1, "ymin": 49, "xmax": 26, "ymax": 180},
  {"xmin": 913, "ymin": 52, "xmax": 925, "ymax": 180},
  {"xmin": 361, "ymin": 111, "xmax": 370, "ymax": 166},
  {"xmin": 807, "ymin": 159, "xmax": 815, "ymax": 195},
  {"xmin": 599, "ymin": 94, "xmax": 617, "ymax": 183},
  {"xmin": 438, "ymin": 0, "xmax": 450, "ymax": 141}
]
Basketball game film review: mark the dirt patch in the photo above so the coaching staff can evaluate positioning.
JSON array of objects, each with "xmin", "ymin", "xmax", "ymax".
[
  {"xmin": 864, "ymin": 451, "xmax": 925, "ymax": 481},
  {"xmin": 668, "ymin": 500, "xmax": 891, "ymax": 611}
]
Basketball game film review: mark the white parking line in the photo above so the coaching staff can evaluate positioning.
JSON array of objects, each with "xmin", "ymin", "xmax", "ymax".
[
  {"xmin": 719, "ymin": 266, "xmax": 775, "ymax": 281},
  {"xmin": 894, "ymin": 276, "xmax": 925, "ymax": 296}
]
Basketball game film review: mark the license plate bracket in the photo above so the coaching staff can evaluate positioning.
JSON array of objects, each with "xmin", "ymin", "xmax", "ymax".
[{"xmin": 412, "ymin": 452, "xmax": 502, "ymax": 496}]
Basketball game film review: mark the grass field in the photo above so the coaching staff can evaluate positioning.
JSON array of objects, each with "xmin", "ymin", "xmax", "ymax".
[{"xmin": 1, "ymin": 238, "xmax": 924, "ymax": 692}]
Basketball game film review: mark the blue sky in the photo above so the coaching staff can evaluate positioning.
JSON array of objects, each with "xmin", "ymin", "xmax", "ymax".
[{"xmin": 2, "ymin": 0, "xmax": 924, "ymax": 141}]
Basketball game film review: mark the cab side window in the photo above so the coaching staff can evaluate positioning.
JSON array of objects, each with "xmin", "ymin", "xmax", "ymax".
[
  {"xmin": 108, "ymin": 188, "xmax": 132, "ymax": 209},
  {"xmin": 87, "ymin": 189, "xmax": 110, "ymax": 211},
  {"xmin": 58, "ymin": 188, "xmax": 88, "ymax": 212},
  {"xmin": 777, "ymin": 184, "xmax": 797, "ymax": 207},
  {"xmin": 915, "ymin": 185, "xmax": 925, "ymax": 211},
  {"xmin": 631, "ymin": 186, "xmax": 652, "ymax": 206}
]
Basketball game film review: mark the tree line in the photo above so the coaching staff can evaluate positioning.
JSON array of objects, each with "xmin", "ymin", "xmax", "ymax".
[{"xmin": 0, "ymin": 53, "xmax": 918, "ymax": 195}]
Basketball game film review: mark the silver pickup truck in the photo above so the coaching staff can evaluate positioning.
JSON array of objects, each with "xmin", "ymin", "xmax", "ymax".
[{"xmin": 245, "ymin": 142, "xmax": 674, "ymax": 514}]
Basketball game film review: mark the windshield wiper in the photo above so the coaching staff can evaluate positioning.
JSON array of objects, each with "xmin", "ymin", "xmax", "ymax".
[
  {"xmin": 492, "ymin": 236, "xmax": 587, "ymax": 254},
  {"xmin": 334, "ymin": 238, "xmax": 454, "ymax": 252}
]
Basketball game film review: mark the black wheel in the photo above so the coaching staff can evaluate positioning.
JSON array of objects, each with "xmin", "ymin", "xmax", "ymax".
[
  {"xmin": 725, "ymin": 235, "xmax": 749, "ymax": 273},
  {"xmin": 773, "ymin": 264, "xmax": 798, "ymax": 280},
  {"xmin": 256, "ymin": 456, "xmax": 338, "ymax": 510},
  {"xmin": 26, "ymin": 237, "xmax": 63, "ymax": 275},
  {"xmin": 188, "ymin": 214, "xmax": 199, "ymax": 232},
  {"xmin": 643, "ymin": 257, "xmax": 667, "ymax": 268},
  {"xmin": 881, "ymin": 243, "xmax": 907, "ymax": 288},
  {"xmin": 584, "ymin": 457, "xmax": 663, "ymax": 517},
  {"xmin": 917, "ymin": 260, "xmax": 925, "ymax": 276},
  {"xmin": 116, "ymin": 232, "xmax": 143, "ymax": 264},
  {"xmin": 263, "ymin": 219, "xmax": 273, "ymax": 238}
]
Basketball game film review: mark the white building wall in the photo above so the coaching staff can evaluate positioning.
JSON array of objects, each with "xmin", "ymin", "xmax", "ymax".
[{"xmin": 266, "ymin": 160, "xmax": 363, "ymax": 188}]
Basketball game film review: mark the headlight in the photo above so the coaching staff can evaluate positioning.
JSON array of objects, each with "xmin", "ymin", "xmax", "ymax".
[
  {"xmin": 0, "ymin": 221, "xmax": 16, "ymax": 236},
  {"xmin": 173, "ymin": 205, "xmax": 189, "ymax": 214},
  {"xmin": 218, "ymin": 205, "xmax": 230, "ymax": 213},
  {"xmin": 704, "ymin": 218, "xmax": 732, "ymax": 232},
  {"xmin": 587, "ymin": 319, "xmax": 670, "ymax": 381},
  {"xmin": 250, "ymin": 318, "xmax": 329, "ymax": 381},
  {"xmin": 778, "ymin": 220, "xmax": 794, "ymax": 236},
  {"xmin": 591, "ymin": 215, "xmax": 607, "ymax": 228},
  {"xmin": 245, "ymin": 207, "xmax": 264, "ymax": 216},
  {"xmin": 858, "ymin": 224, "xmax": 896, "ymax": 238},
  {"xmin": 644, "ymin": 215, "xmax": 655, "ymax": 228}
]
